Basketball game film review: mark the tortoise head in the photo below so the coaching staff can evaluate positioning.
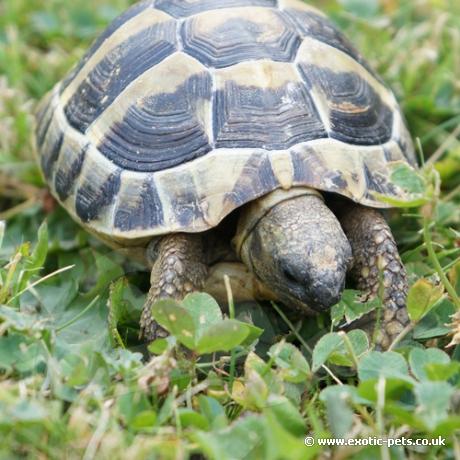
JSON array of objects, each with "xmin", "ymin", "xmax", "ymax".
[{"xmin": 235, "ymin": 188, "xmax": 352, "ymax": 313}]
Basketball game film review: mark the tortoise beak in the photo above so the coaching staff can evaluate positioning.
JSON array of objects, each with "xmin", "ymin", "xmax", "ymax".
[
  {"xmin": 307, "ymin": 273, "xmax": 347, "ymax": 312},
  {"xmin": 282, "ymin": 258, "xmax": 349, "ymax": 313}
]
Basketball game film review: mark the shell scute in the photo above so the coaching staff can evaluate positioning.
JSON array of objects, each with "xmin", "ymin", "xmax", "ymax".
[
  {"xmin": 54, "ymin": 143, "xmax": 88, "ymax": 201},
  {"xmin": 74, "ymin": 157, "xmax": 122, "ymax": 223},
  {"xmin": 63, "ymin": 16, "xmax": 177, "ymax": 133},
  {"xmin": 299, "ymin": 64, "xmax": 394, "ymax": 145},
  {"xmin": 213, "ymin": 61, "xmax": 327, "ymax": 149},
  {"xmin": 181, "ymin": 8, "xmax": 300, "ymax": 68},
  {"xmin": 114, "ymin": 176, "xmax": 165, "ymax": 231},
  {"xmin": 88, "ymin": 53, "xmax": 213, "ymax": 172}
]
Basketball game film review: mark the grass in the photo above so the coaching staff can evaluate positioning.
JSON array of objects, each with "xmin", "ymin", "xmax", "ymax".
[{"xmin": 0, "ymin": 0, "xmax": 459, "ymax": 458}]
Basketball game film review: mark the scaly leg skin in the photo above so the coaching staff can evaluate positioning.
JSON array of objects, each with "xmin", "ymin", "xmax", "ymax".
[
  {"xmin": 140, "ymin": 233, "xmax": 208, "ymax": 342},
  {"xmin": 338, "ymin": 206, "xmax": 409, "ymax": 349}
]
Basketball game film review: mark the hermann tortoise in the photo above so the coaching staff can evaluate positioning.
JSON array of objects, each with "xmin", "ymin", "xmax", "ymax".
[{"xmin": 35, "ymin": 0, "xmax": 418, "ymax": 349}]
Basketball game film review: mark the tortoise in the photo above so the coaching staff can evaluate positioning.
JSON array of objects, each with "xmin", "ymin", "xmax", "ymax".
[{"xmin": 35, "ymin": 0, "xmax": 417, "ymax": 349}]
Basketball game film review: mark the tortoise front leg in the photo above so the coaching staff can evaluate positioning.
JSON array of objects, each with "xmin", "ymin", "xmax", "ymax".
[
  {"xmin": 140, "ymin": 233, "xmax": 208, "ymax": 341},
  {"xmin": 338, "ymin": 206, "xmax": 409, "ymax": 349}
]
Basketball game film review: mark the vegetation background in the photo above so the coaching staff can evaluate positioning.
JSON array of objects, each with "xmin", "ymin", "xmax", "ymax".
[{"xmin": 0, "ymin": 0, "xmax": 459, "ymax": 458}]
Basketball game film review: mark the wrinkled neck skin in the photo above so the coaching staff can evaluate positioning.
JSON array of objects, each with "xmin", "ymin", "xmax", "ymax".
[{"xmin": 236, "ymin": 188, "xmax": 352, "ymax": 314}]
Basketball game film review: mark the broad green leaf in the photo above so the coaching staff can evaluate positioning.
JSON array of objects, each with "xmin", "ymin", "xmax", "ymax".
[
  {"xmin": 328, "ymin": 330, "xmax": 369, "ymax": 367},
  {"xmin": 407, "ymin": 278, "xmax": 444, "ymax": 322},
  {"xmin": 35, "ymin": 277, "xmax": 79, "ymax": 316},
  {"xmin": 198, "ymin": 396, "xmax": 228, "ymax": 429},
  {"xmin": 131, "ymin": 410, "xmax": 157, "ymax": 431},
  {"xmin": 148, "ymin": 338, "xmax": 169, "ymax": 355},
  {"xmin": 264, "ymin": 395, "xmax": 305, "ymax": 437},
  {"xmin": 390, "ymin": 163, "xmax": 426, "ymax": 194},
  {"xmin": 193, "ymin": 415, "xmax": 267, "ymax": 460},
  {"xmin": 413, "ymin": 298, "xmax": 457, "ymax": 339},
  {"xmin": 84, "ymin": 251, "xmax": 124, "ymax": 298},
  {"xmin": 181, "ymin": 292, "xmax": 223, "ymax": 338},
  {"xmin": 63, "ymin": 351, "xmax": 109, "ymax": 389},
  {"xmin": 196, "ymin": 319, "xmax": 253, "ymax": 354},
  {"xmin": 322, "ymin": 385, "xmax": 354, "ymax": 438},
  {"xmin": 320, "ymin": 384, "xmax": 371, "ymax": 406},
  {"xmin": 0, "ymin": 305, "xmax": 47, "ymax": 331},
  {"xmin": 312, "ymin": 333, "xmax": 343, "ymax": 372},
  {"xmin": 358, "ymin": 378, "xmax": 415, "ymax": 403},
  {"xmin": 346, "ymin": 329, "xmax": 370, "ymax": 356},
  {"xmin": 264, "ymin": 412, "xmax": 318, "ymax": 460},
  {"xmin": 331, "ymin": 290, "xmax": 380, "ymax": 326},
  {"xmin": 0, "ymin": 334, "xmax": 46, "ymax": 374},
  {"xmin": 268, "ymin": 341, "xmax": 310, "ymax": 383},
  {"xmin": 245, "ymin": 351, "xmax": 268, "ymax": 375},
  {"xmin": 195, "ymin": 412, "xmax": 310, "ymax": 460},
  {"xmin": 152, "ymin": 299, "xmax": 196, "ymax": 350},
  {"xmin": 244, "ymin": 352, "xmax": 284, "ymax": 395},
  {"xmin": 409, "ymin": 348, "xmax": 450, "ymax": 381},
  {"xmin": 152, "ymin": 293, "xmax": 260, "ymax": 353},
  {"xmin": 235, "ymin": 301, "xmax": 281, "ymax": 355},
  {"xmin": 432, "ymin": 416, "xmax": 460, "ymax": 438},
  {"xmin": 117, "ymin": 391, "xmax": 152, "ymax": 426},
  {"xmin": 170, "ymin": 367, "xmax": 192, "ymax": 392},
  {"xmin": 358, "ymin": 351, "xmax": 409, "ymax": 381},
  {"xmin": 242, "ymin": 369, "xmax": 269, "ymax": 410},
  {"xmin": 239, "ymin": 322, "xmax": 264, "ymax": 347},
  {"xmin": 372, "ymin": 165, "xmax": 429, "ymax": 207},
  {"xmin": 53, "ymin": 294, "xmax": 110, "ymax": 354},
  {"xmin": 425, "ymin": 362, "xmax": 460, "ymax": 381},
  {"xmin": 414, "ymin": 381, "xmax": 454, "ymax": 430},
  {"xmin": 283, "ymin": 381, "xmax": 305, "ymax": 407},
  {"xmin": 61, "ymin": 354, "xmax": 94, "ymax": 387},
  {"xmin": 177, "ymin": 409, "xmax": 209, "ymax": 430},
  {"xmin": 383, "ymin": 402, "xmax": 426, "ymax": 429}
]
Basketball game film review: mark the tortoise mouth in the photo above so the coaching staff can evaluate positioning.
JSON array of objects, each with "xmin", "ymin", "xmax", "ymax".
[{"xmin": 273, "ymin": 266, "xmax": 348, "ymax": 314}]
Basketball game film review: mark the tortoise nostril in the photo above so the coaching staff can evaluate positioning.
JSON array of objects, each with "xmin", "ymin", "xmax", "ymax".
[{"xmin": 283, "ymin": 267, "xmax": 301, "ymax": 285}]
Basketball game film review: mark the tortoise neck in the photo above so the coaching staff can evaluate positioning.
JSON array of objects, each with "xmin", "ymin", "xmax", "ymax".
[{"xmin": 233, "ymin": 187, "xmax": 323, "ymax": 260}]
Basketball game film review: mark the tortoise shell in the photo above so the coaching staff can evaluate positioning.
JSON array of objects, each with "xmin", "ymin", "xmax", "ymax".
[{"xmin": 35, "ymin": 0, "xmax": 417, "ymax": 245}]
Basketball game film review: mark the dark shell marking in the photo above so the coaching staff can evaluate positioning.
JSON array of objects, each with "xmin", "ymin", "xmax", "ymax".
[
  {"xmin": 224, "ymin": 154, "xmax": 278, "ymax": 208},
  {"xmin": 35, "ymin": 0, "xmax": 416, "ymax": 237},
  {"xmin": 54, "ymin": 143, "xmax": 89, "ymax": 201},
  {"xmin": 181, "ymin": 8, "xmax": 301, "ymax": 68},
  {"xmin": 298, "ymin": 65, "xmax": 393, "ymax": 145},
  {"xmin": 97, "ymin": 73, "xmax": 213, "ymax": 172},
  {"xmin": 167, "ymin": 172, "xmax": 206, "ymax": 228},
  {"xmin": 214, "ymin": 79, "xmax": 326, "ymax": 149},
  {"xmin": 64, "ymin": 19, "xmax": 177, "ymax": 132},
  {"xmin": 75, "ymin": 168, "xmax": 122, "ymax": 223},
  {"xmin": 284, "ymin": 10, "xmax": 380, "ymax": 80},
  {"xmin": 41, "ymin": 128, "xmax": 64, "ymax": 181},
  {"xmin": 35, "ymin": 98, "xmax": 54, "ymax": 150},
  {"xmin": 114, "ymin": 177, "xmax": 164, "ymax": 231},
  {"xmin": 60, "ymin": 1, "xmax": 156, "ymax": 94}
]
